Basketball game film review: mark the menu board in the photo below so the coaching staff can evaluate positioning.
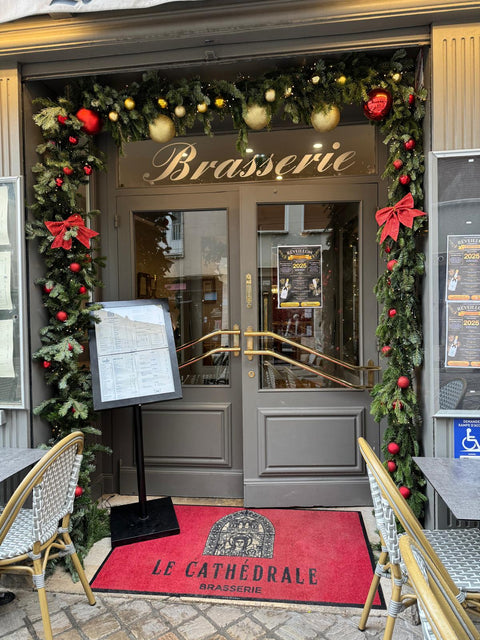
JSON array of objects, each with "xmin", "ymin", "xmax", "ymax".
[
  {"xmin": 445, "ymin": 235, "xmax": 480, "ymax": 367},
  {"xmin": 89, "ymin": 299, "xmax": 182, "ymax": 410},
  {"xmin": 277, "ymin": 245, "xmax": 322, "ymax": 309}
]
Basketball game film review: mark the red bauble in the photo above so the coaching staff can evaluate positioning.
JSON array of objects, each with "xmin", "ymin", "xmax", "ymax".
[
  {"xmin": 56, "ymin": 311, "xmax": 68, "ymax": 322},
  {"xmin": 388, "ymin": 308, "xmax": 397, "ymax": 318},
  {"xmin": 55, "ymin": 177, "xmax": 63, "ymax": 187},
  {"xmin": 381, "ymin": 345, "xmax": 392, "ymax": 357},
  {"xmin": 363, "ymin": 88, "xmax": 393, "ymax": 121},
  {"xmin": 399, "ymin": 486, "xmax": 411, "ymax": 499},
  {"xmin": 76, "ymin": 108, "xmax": 103, "ymax": 135},
  {"xmin": 74, "ymin": 485, "xmax": 83, "ymax": 497},
  {"xmin": 83, "ymin": 164, "xmax": 93, "ymax": 176},
  {"xmin": 393, "ymin": 159, "xmax": 403, "ymax": 170},
  {"xmin": 57, "ymin": 114, "xmax": 67, "ymax": 125},
  {"xmin": 393, "ymin": 400, "xmax": 404, "ymax": 410},
  {"xmin": 43, "ymin": 285, "xmax": 53, "ymax": 294},
  {"xmin": 43, "ymin": 361, "xmax": 51, "ymax": 369},
  {"xmin": 79, "ymin": 285, "xmax": 87, "ymax": 295},
  {"xmin": 408, "ymin": 94, "xmax": 415, "ymax": 106},
  {"xmin": 68, "ymin": 343, "xmax": 73, "ymax": 351},
  {"xmin": 387, "ymin": 259, "xmax": 398, "ymax": 271},
  {"xmin": 69, "ymin": 262, "xmax": 81, "ymax": 273},
  {"xmin": 397, "ymin": 375, "xmax": 410, "ymax": 389},
  {"xmin": 68, "ymin": 136, "xmax": 78, "ymax": 145},
  {"xmin": 385, "ymin": 245, "xmax": 391, "ymax": 253},
  {"xmin": 399, "ymin": 174, "xmax": 411, "ymax": 185},
  {"xmin": 387, "ymin": 442, "xmax": 400, "ymax": 455},
  {"xmin": 85, "ymin": 254, "xmax": 92, "ymax": 263},
  {"xmin": 63, "ymin": 166, "xmax": 74, "ymax": 176},
  {"xmin": 387, "ymin": 460, "xmax": 397, "ymax": 473},
  {"xmin": 404, "ymin": 138, "xmax": 416, "ymax": 151}
]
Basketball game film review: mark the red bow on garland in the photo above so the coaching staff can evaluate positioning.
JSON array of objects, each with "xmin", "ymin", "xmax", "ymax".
[
  {"xmin": 44, "ymin": 214, "xmax": 99, "ymax": 250},
  {"xmin": 375, "ymin": 193, "xmax": 426, "ymax": 243}
]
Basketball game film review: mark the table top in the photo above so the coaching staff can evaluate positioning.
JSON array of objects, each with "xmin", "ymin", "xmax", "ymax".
[
  {"xmin": 0, "ymin": 447, "xmax": 46, "ymax": 483},
  {"xmin": 414, "ymin": 456, "xmax": 480, "ymax": 521}
]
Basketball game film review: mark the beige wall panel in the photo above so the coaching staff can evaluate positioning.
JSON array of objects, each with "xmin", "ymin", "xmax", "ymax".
[
  {"xmin": 0, "ymin": 68, "xmax": 21, "ymax": 176},
  {"xmin": 432, "ymin": 24, "xmax": 480, "ymax": 151}
]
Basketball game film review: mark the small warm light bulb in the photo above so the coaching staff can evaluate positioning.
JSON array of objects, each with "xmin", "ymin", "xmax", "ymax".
[
  {"xmin": 313, "ymin": 143, "xmax": 323, "ymax": 149},
  {"xmin": 276, "ymin": 175, "xmax": 283, "ymax": 180},
  {"xmin": 246, "ymin": 148, "xmax": 254, "ymax": 154}
]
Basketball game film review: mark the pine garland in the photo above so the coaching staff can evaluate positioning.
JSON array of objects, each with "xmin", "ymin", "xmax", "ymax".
[{"xmin": 27, "ymin": 48, "xmax": 427, "ymax": 558}]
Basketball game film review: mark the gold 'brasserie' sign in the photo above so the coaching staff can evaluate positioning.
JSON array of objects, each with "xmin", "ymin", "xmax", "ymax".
[{"xmin": 118, "ymin": 124, "xmax": 376, "ymax": 187}]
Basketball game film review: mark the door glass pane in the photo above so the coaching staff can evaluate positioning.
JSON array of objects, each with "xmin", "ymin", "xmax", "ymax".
[
  {"xmin": 134, "ymin": 209, "xmax": 229, "ymax": 385},
  {"xmin": 257, "ymin": 202, "xmax": 359, "ymax": 389}
]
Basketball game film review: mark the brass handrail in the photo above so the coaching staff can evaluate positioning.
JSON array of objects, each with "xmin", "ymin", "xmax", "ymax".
[
  {"xmin": 244, "ymin": 329, "xmax": 379, "ymax": 389},
  {"xmin": 177, "ymin": 328, "xmax": 241, "ymax": 352},
  {"xmin": 176, "ymin": 326, "xmax": 241, "ymax": 369},
  {"xmin": 179, "ymin": 347, "xmax": 240, "ymax": 369}
]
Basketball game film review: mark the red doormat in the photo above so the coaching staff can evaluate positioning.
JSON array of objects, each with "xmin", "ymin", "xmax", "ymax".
[{"xmin": 91, "ymin": 505, "xmax": 384, "ymax": 608}]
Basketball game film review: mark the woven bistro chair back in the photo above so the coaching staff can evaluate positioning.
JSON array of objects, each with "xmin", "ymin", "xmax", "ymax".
[
  {"xmin": 0, "ymin": 432, "xmax": 95, "ymax": 640},
  {"xmin": 399, "ymin": 535, "xmax": 480, "ymax": 640},
  {"xmin": 358, "ymin": 437, "xmax": 480, "ymax": 639},
  {"xmin": 439, "ymin": 378, "xmax": 467, "ymax": 410}
]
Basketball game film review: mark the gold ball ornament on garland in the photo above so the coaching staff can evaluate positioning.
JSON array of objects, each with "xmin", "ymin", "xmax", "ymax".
[
  {"xmin": 124, "ymin": 97, "xmax": 136, "ymax": 111},
  {"xmin": 108, "ymin": 111, "xmax": 119, "ymax": 122},
  {"xmin": 214, "ymin": 97, "xmax": 225, "ymax": 109},
  {"xmin": 310, "ymin": 105, "xmax": 340, "ymax": 132},
  {"xmin": 243, "ymin": 104, "xmax": 271, "ymax": 131},
  {"xmin": 284, "ymin": 86, "xmax": 293, "ymax": 98},
  {"xmin": 148, "ymin": 115, "xmax": 176, "ymax": 143},
  {"xmin": 197, "ymin": 102, "xmax": 208, "ymax": 113},
  {"xmin": 311, "ymin": 75, "xmax": 320, "ymax": 85},
  {"xmin": 157, "ymin": 98, "xmax": 168, "ymax": 108},
  {"xmin": 174, "ymin": 105, "xmax": 186, "ymax": 118},
  {"xmin": 265, "ymin": 88, "xmax": 276, "ymax": 103},
  {"xmin": 336, "ymin": 75, "xmax": 347, "ymax": 85}
]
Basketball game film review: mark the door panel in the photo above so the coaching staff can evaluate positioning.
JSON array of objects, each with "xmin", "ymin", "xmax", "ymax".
[
  {"xmin": 239, "ymin": 182, "xmax": 380, "ymax": 507},
  {"xmin": 115, "ymin": 190, "xmax": 243, "ymax": 498}
]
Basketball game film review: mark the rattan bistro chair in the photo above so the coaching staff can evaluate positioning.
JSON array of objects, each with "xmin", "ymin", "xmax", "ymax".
[
  {"xmin": 358, "ymin": 437, "xmax": 480, "ymax": 640},
  {"xmin": 399, "ymin": 535, "xmax": 480, "ymax": 640},
  {"xmin": 0, "ymin": 432, "xmax": 95, "ymax": 640}
]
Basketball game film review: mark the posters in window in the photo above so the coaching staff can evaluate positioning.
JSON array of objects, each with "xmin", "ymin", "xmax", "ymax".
[{"xmin": 277, "ymin": 245, "xmax": 322, "ymax": 309}]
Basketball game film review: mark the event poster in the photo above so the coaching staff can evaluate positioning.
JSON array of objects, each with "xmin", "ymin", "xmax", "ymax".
[
  {"xmin": 445, "ymin": 235, "xmax": 480, "ymax": 368},
  {"xmin": 277, "ymin": 245, "xmax": 322, "ymax": 309}
]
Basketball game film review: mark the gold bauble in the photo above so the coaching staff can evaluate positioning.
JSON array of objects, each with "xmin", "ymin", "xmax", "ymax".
[
  {"xmin": 124, "ymin": 97, "xmax": 135, "ymax": 111},
  {"xmin": 265, "ymin": 88, "xmax": 276, "ymax": 102},
  {"xmin": 392, "ymin": 72, "xmax": 402, "ymax": 83},
  {"xmin": 284, "ymin": 86, "xmax": 293, "ymax": 98},
  {"xmin": 336, "ymin": 75, "xmax": 347, "ymax": 85},
  {"xmin": 157, "ymin": 98, "xmax": 168, "ymax": 108},
  {"xmin": 174, "ymin": 105, "xmax": 186, "ymax": 118},
  {"xmin": 311, "ymin": 75, "xmax": 320, "ymax": 85},
  {"xmin": 108, "ymin": 111, "xmax": 119, "ymax": 122},
  {"xmin": 215, "ymin": 97, "xmax": 225, "ymax": 108},
  {"xmin": 310, "ymin": 105, "xmax": 341, "ymax": 132},
  {"xmin": 243, "ymin": 104, "xmax": 271, "ymax": 131},
  {"xmin": 197, "ymin": 102, "xmax": 208, "ymax": 113},
  {"xmin": 148, "ymin": 114, "xmax": 176, "ymax": 143}
]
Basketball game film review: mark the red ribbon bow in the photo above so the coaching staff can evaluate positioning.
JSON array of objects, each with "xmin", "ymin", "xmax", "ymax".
[
  {"xmin": 375, "ymin": 193, "xmax": 426, "ymax": 243},
  {"xmin": 44, "ymin": 214, "xmax": 99, "ymax": 250}
]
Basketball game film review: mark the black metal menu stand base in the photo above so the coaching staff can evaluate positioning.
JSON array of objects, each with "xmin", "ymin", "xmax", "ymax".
[
  {"xmin": 110, "ymin": 404, "xmax": 180, "ymax": 548},
  {"xmin": 110, "ymin": 496, "xmax": 180, "ymax": 547}
]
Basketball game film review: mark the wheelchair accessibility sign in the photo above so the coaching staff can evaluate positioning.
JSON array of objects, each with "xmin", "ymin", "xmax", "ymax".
[{"xmin": 454, "ymin": 419, "xmax": 480, "ymax": 457}]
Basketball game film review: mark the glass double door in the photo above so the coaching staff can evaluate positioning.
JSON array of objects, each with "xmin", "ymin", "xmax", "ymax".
[{"xmin": 114, "ymin": 181, "xmax": 380, "ymax": 507}]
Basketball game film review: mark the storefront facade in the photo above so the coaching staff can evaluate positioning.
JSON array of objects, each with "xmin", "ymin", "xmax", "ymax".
[{"xmin": 0, "ymin": 1, "xmax": 480, "ymax": 524}]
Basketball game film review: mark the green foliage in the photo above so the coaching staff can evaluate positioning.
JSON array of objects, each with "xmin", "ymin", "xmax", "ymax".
[{"xmin": 30, "ymin": 48, "xmax": 428, "ymax": 554}]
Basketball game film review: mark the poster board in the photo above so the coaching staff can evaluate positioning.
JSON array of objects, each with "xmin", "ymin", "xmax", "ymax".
[
  {"xmin": 277, "ymin": 245, "xmax": 322, "ymax": 309},
  {"xmin": 89, "ymin": 299, "xmax": 182, "ymax": 410}
]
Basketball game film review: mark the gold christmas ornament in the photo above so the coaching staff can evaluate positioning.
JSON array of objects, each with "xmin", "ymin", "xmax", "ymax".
[
  {"xmin": 214, "ymin": 97, "xmax": 225, "ymax": 108},
  {"xmin": 310, "ymin": 105, "xmax": 341, "ymax": 132},
  {"xmin": 284, "ymin": 86, "xmax": 293, "ymax": 98},
  {"xmin": 265, "ymin": 88, "xmax": 276, "ymax": 103},
  {"xmin": 157, "ymin": 98, "xmax": 168, "ymax": 108},
  {"xmin": 243, "ymin": 104, "xmax": 271, "ymax": 130},
  {"xmin": 108, "ymin": 111, "xmax": 119, "ymax": 122},
  {"xmin": 197, "ymin": 102, "xmax": 208, "ymax": 113},
  {"xmin": 124, "ymin": 97, "xmax": 135, "ymax": 111},
  {"xmin": 311, "ymin": 75, "xmax": 320, "ymax": 85},
  {"xmin": 174, "ymin": 105, "xmax": 186, "ymax": 118},
  {"xmin": 392, "ymin": 72, "xmax": 402, "ymax": 83},
  {"xmin": 148, "ymin": 114, "xmax": 176, "ymax": 143},
  {"xmin": 336, "ymin": 75, "xmax": 347, "ymax": 85}
]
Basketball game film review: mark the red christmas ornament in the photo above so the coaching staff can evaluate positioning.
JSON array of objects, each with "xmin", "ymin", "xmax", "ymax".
[
  {"xmin": 79, "ymin": 285, "xmax": 87, "ymax": 295},
  {"xmin": 43, "ymin": 285, "xmax": 53, "ymax": 294},
  {"xmin": 55, "ymin": 177, "xmax": 63, "ymax": 187},
  {"xmin": 363, "ymin": 88, "xmax": 393, "ymax": 121},
  {"xmin": 397, "ymin": 375, "xmax": 410, "ymax": 389},
  {"xmin": 63, "ymin": 166, "xmax": 73, "ymax": 176},
  {"xmin": 56, "ymin": 311, "xmax": 68, "ymax": 322},
  {"xmin": 387, "ymin": 442, "xmax": 400, "ymax": 455},
  {"xmin": 386, "ymin": 279, "xmax": 391, "ymax": 286},
  {"xmin": 388, "ymin": 308, "xmax": 397, "ymax": 318},
  {"xmin": 404, "ymin": 138, "xmax": 416, "ymax": 151},
  {"xmin": 393, "ymin": 159, "xmax": 403, "ymax": 170},
  {"xmin": 57, "ymin": 114, "xmax": 67, "ymax": 125},
  {"xmin": 69, "ymin": 262, "xmax": 81, "ymax": 273},
  {"xmin": 384, "ymin": 245, "xmax": 391, "ymax": 253},
  {"xmin": 387, "ymin": 460, "xmax": 397, "ymax": 473},
  {"xmin": 381, "ymin": 345, "xmax": 392, "ymax": 357},
  {"xmin": 74, "ymin": 485, "xmax": 83, "ymax": 497},
  {"xmin": 387, "ymin": 259, "xmax": 398, "ymax": 271},
  {"xmin": 399, "ymin": 174, "xmax": 411, "ymax": 186},
  {"xmin": 76, "ymin": 107, "xmax": 103, "ymax": 135},
  {"xmin": 43, "ymin": 361, "xmax": 51, "ymax": 369},
  {"xmin": 408, "ymin": 94, "xmax": 415, "ymax": 106},
  {"xmin": 68, "ymin": 136, "xmax": 78, "ymax": 145},
  {"xmin": 399, "ymin": 486, "xmax": 411, "ymax": 499},
  {"xmin": 85, "ymin": 254, "xmax": 92, "ymax": 263},
  {"xmin": 68, "ymin": 343, "xmax": 73, "ymax": 351},
  {"xmin": 393, "ymin": 400, "xmax": 404, "ymax": 410},
  {"xmin": 83, "ymin": 164, "xmax": 93, "ymax": 176}
]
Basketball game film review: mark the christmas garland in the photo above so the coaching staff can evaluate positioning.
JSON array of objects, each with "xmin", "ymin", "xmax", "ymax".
[{"xmin": 26, "ymin": 48, "xmax": 427, "ymax": 558}]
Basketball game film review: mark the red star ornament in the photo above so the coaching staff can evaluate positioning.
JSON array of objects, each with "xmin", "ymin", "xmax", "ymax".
[
  {"xmin": 44, "ymin": 214, "xmax": 99, "ymax": 250},
  {"xmin": 375, "ymin": 193, "xmax": 426, "ymax": 244}
]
